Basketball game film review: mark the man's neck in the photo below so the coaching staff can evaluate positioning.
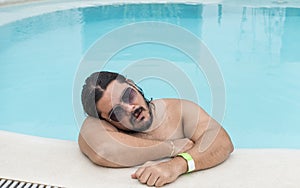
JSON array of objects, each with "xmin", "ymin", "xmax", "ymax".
[{"xmin": 140, "ymin": 100, "xmax": 166, "ymax": 134}]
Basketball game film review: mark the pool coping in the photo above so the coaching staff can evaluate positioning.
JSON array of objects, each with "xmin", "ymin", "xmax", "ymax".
[
  {"xmin": 1, "ymin": 0, "xmax": 300, "ymax": 26},
  {"xmin": 1, "ymin": 130, "xmax": 300, "ymax": 188}
]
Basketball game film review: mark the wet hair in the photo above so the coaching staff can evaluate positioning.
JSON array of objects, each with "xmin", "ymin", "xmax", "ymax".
[{"xmin": 81, "ymin": 71, "xmax": 151, "ymax": 119}]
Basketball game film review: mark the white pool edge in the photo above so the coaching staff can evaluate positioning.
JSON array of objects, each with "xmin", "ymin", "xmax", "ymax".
[{"xmin": 1, "ymin": 130, "xmax": 300, "ymax": 188}]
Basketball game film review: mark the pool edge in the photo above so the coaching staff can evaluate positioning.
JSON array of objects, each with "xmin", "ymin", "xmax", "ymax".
[{"xmin": 1, "ymin": 130, "xmax": 300, "ymax": 187}]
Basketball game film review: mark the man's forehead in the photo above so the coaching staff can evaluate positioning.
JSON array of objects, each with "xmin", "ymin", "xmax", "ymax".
[
  {"xmin": 108, "ymin": 80, "xmax": 129, "ymax": 95},
  {"xmin": 96, "ymin": 80, "xmax": 128, "ymax": 112}
]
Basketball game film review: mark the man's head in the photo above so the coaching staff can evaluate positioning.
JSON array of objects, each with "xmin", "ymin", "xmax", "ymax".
[{"xmin": 81, "ymin": 71, "xmax": 153, "ymax": 132}]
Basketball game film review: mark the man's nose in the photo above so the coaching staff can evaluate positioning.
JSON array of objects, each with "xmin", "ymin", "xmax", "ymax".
[{"xmin": 120, "ymin": 103, "xmax": 135, "ymax": 114}]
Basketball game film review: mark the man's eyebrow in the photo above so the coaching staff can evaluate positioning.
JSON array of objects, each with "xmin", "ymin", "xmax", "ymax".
[
  {"xmin": 119, "ymin": 87, "xmax": 129, "ymax": 102},
  {"xmin": 108, "ymin": 87, "xmax": 127, "ymax": 116}
]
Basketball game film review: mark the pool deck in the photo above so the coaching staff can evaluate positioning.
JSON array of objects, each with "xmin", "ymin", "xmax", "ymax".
[{"xmin": 1, "ymin": 130, "xmax": 300, "ymax": 187}]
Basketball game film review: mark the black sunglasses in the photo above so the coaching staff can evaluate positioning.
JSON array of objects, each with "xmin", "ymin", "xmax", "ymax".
[{"xmin": 108, "ymin": 87, "xmax": 137, "ymax": 122}]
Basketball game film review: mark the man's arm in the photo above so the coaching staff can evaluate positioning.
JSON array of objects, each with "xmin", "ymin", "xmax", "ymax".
[
  {"xmin": 132, "ymin": 100, "xmax": 234, "ymax": 186},
  {"xmin": 179, "ymin": 100, "xmax": 234, "ymax": 170},
  {"xmin": 78, "ymin": 117, "xmax": 193, "ymax": 167}
]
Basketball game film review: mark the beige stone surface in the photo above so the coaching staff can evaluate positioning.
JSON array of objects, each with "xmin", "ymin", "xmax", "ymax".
[{"xmin": 1, "ymin": 130, "xmax": 300, "ymax": 188}]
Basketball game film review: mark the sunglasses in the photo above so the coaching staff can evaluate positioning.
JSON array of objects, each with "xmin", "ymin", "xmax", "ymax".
[{"xmin": 108, "ymin": 87, "xmax": 138, "ymax": 122}]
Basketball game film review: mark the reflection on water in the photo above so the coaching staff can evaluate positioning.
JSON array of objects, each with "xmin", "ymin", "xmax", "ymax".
[
  {"xmin": 237, "ymin": 7, "xmax": 286, "ymax": 65},
  {"xmin": 282, "ymin": 8, "xmax": 300, "ymax": 63},
  {"xmin": 1, "ymin": 4, "xmax": 298, "ymax": 64},
  {"xmin": 77, "ymin": 4, "xmax": 300, "ymax": 64}
]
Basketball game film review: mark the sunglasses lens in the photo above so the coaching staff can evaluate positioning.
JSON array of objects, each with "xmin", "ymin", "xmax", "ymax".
[
  {"xmin": 122, "ymin": 87, "xmax": 137, "ymax": 104},
  {"xmin": 109, "ymin": 106, "xmax": 125, "ymax": 122},
  {"xmin": 108, "ymin": 87, "xmax": 137, "ymax": 122}
]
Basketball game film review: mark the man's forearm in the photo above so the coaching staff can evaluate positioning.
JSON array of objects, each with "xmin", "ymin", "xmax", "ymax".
[
  {"xmin": 100, "ymin": 132, "xmax": 174, "ymax": 167},
  {"xmin": 80, "ymin": 117, "xmax": 194, "ymax": 167},
  {"xmin": 174, "ymin": 126, "xmax": 234, "ymax": 173},
  {"xmin": 80, "ymin": 131, "xmax": 174, "ymax": 167},
  {"xmin": 79, "ymin": 117, "xmax": 178, "ymax": 167}
]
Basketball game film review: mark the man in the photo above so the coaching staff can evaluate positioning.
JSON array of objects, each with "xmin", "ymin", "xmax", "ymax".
[{"xmin": 79, "ymin": 71, "xmax": 234, "ymax": 187}]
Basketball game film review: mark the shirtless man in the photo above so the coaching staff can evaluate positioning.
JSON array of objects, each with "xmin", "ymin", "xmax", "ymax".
[{"xmin": 79, "ymin": 71, "xmax": 234, "ymax": 187}]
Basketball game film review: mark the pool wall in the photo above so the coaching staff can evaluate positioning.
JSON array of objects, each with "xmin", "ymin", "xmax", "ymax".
[{"xmin": 2, "ymin": 0, "xmax": 300, "ymax": 26}]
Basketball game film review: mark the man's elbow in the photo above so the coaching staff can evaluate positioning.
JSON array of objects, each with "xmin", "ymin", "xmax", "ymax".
[
  {"xmin": 229, "ymin": 139, "xmax": 234, "ymax": 153},
  {"xmin": 89, "ymin": 150, "xmax": 122, "ymax": 168},
  {"xmin": 223, "ymin": 128, "xmax": 234, "ymax": 156},
  {"xmin": 78, "ymin": 134, "xmax": 122, "ymax": 168},
  {"xmin": 226, "ymin": 138, "xmax": 234, "ymax": 158}
]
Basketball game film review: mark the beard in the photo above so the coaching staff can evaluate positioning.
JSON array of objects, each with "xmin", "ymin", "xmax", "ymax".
[
  {"xmin": 129, "ymin": 106, "xmax": 153, "ymax": 132},
  {"xmin": 131, "ymin": 118, "xmax": 152, "ymax": 132}
]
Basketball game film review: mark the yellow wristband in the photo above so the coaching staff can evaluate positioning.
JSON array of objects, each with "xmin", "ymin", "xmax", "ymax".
[{"xmin": 177, "ymin": 153, "xmax": 195, "ymax": 173}]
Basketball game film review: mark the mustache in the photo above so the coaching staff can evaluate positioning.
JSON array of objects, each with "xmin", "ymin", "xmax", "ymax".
[
  {"xmin": 132, "ymin": 106, "xmax": 144, "ymax": 119},
  {"xmin": 129, "ymin": 105, "xmax": 154, "ymax": 132}
]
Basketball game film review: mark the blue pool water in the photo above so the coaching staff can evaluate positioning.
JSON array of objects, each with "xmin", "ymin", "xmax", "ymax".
[{"xmin": 0, "ymin": 4, "xmax": 300, "ymax": 148}]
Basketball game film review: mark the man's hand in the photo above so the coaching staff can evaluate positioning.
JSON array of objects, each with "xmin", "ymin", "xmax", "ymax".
[{"xmin": 131, "ymin": 157, "xmax": 187, "ymax": 187}]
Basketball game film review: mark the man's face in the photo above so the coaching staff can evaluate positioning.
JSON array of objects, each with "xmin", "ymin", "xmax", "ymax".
[{"xmin": 96, "ymin": 80, "xmax": 153, "ymax": 132}]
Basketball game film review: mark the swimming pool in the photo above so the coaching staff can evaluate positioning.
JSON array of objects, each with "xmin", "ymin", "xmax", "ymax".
[{"xmin": 0, "ymin": 2, "xmax": 300, "ymax": 148}]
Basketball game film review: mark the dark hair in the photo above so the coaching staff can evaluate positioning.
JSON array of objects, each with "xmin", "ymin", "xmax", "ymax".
[
  {"xmin": 81, "ymin": 71, "xmax": 152, "ymax": 119},
  {"xmin": 81, "ymin": 71, "xmax": 126, "ymax": 119}
]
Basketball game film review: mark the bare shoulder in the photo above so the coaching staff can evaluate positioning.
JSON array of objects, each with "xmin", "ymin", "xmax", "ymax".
[
  {"xmin": 152, "ymin": 98, "xmax": 209, "ymax": 121},
  {"xmin": 153, "ymin": 98, "xmax": 204, "ymax": 111},
  {"xmin": 151, "ymin": 98, "xmax": 210, "ymax": 139},
  {"xmin": 152, "ymin": 98, "xmax": 187, "ymax": 106}
]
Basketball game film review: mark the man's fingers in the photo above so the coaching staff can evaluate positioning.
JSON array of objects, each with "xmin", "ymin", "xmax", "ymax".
[
  {"xmin": 139, "ymin": 170, "xmax": 151, "ymax": 184},
  {"xmin": 132, "ymin": 167, "xmax": 145, "ymax": 179},
  {"xmin": 131, "ymin": 173, "xmax": 137, "ymax": 179},
  {"xmin": 146, "ymin": 173, "xmax": 159, "ymax": 186},
  {"xmin": 155, "ymin": 177, "xmax": 165, "ymax": 187}
]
